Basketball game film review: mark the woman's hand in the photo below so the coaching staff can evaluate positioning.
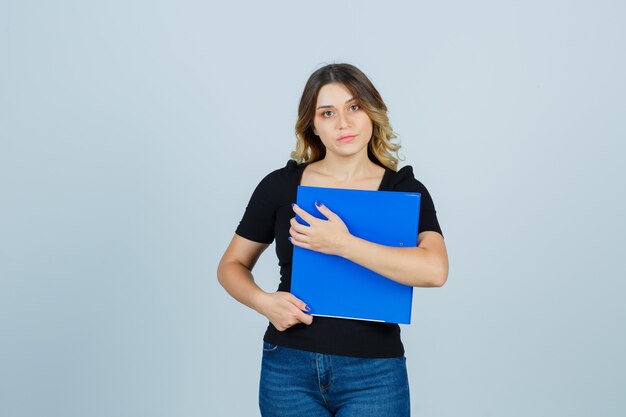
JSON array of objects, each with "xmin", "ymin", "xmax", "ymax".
[
  {"xmin": 289, "ymin": 202, "xmax": 352, "ymax": 256},
  {"xmin": 256, "ymin": 291, "xmax": 313, "ymax": 331}
]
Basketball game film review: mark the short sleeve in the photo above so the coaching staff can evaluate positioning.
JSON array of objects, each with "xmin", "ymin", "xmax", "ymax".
[
  {"xmin": 391, "ymin": 166, "xmax": 444, "ymax": 238},
  {"xmin": 234, "ymin": 171, "xmax": 278, "ymax": 244}
]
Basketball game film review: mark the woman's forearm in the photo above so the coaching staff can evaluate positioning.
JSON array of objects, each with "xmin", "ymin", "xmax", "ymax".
[
  {"xmin": 337, "ymin": 235, "xmax": 447, "ymax": 287},
  {"xmin": 217, "ymin": 260, "xmax": 313, "ymax": 330},
  {"xmin": 217, "ymin": 261, "xmax": 269, "ymax": 314}
]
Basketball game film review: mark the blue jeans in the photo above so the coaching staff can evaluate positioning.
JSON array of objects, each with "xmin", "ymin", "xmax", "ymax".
[{"xmin": 259, "ymin": 342, "xmax": 410, "ymax": 417}]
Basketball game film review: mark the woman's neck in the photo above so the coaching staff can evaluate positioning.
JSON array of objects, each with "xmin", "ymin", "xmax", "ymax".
[{"xmin": 315, "ymin": 155, "xmax": 379, "ymax": 181}]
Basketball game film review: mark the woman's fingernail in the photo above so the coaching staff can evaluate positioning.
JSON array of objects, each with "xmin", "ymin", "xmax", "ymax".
[
  {"xmin": 288, "ymin": 237, "xmax": 292, "ymax": 242},
  {"xmin": 304, "ymin": 305, "xmax": 311, "ymax": 312},
  {"xmin": 315, "ymin": 200, "xmax": 322, "ymax": 207}
]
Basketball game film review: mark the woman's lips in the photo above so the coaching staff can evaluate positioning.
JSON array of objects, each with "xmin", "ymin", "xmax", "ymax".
[{"xmin": 337, "ymin": 135, "xmax": 356, "ymax": 142}]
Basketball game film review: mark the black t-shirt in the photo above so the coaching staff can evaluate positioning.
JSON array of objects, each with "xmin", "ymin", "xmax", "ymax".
[{"xmin": 235, "ymin": 159, "xmax": 443, "ymax": 358}]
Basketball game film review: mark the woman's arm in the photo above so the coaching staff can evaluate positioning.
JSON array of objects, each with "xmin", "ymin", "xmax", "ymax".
[
  {"xmin": 217, "ymin": 234, "xmax": 313, "ymax": 330},
  {"xmin": 339, "ymin": 231, "xmax": 448, "ymax": 287},
  {"xmin": 289, "ymin": 203, "xmax": 448, "ymax": 288}
]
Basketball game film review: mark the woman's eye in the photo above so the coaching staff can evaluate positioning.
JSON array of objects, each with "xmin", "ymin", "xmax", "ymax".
[{"xmin": 321, "ymin": 105, "xmax": 358, "ymax": 118}]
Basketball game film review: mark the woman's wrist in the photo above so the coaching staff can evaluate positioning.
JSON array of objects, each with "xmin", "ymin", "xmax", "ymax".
[
  {"xmin": 337, "ymin": 233, "xmax": 359, "ymax": 259},
  {"xmin": 251, "ymin": 290, "xmax": 271, "ymax": 316}
]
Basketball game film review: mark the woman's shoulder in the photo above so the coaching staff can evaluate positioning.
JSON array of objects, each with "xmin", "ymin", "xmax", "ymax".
[
  {"xmin": 254, "ymin": 159, "xmax": 303, "ymax": 187},
  {"xmin": 388, "ymin": 165, "xmax": 441, "ymax": 216},
  {"xmin": 387, "ymin": 164, "xmax": 429, "ymax": 192},
  {"xmin": 266, "ymin": 159, "xmax": 302, "ymax": 178}
]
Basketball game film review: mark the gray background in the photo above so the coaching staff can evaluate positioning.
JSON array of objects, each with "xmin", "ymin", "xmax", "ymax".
[{"xmin": 1, "ymin": 1, "xmax": 624, "ymax": 416}]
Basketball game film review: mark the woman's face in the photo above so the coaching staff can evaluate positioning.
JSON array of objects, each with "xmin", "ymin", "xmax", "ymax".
[{"xmin": 312, "ymin": 83, "xmax": 373, "ymax": 159}]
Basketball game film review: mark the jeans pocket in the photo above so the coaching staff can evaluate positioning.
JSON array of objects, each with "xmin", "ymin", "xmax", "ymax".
[{"xmin": 262, "ymin": 341, "xmax": 279, "ymax": 352}]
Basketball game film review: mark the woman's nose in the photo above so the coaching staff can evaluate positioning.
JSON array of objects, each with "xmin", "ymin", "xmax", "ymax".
[{"xmin": 336, "ymin": 111, "xmax": 351, "ymax": 128}]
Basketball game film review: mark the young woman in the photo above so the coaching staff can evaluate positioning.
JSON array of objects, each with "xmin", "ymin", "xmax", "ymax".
[{"xmin": 217, "ymin": 63, "xmax": 449, "ymax": 417}]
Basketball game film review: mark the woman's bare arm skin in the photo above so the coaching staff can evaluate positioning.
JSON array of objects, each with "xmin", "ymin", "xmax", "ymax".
[
  {"xmin": 217, "ymin": 234, "xmax": 312, "ymax": 331},
  {"xmin": 289, "ymin": 203, "xmax": 449, "ymax": 287}
]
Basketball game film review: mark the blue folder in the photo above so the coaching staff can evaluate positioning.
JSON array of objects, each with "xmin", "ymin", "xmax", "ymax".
[{"xmin": 291, "ymin": 185, "xmax": 421, "ymax": 324}]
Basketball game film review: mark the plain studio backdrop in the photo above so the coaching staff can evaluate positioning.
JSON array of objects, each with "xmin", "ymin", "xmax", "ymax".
[{"xmin": 1, "ymin": 1, "xmax": 624, "ymax": 416}]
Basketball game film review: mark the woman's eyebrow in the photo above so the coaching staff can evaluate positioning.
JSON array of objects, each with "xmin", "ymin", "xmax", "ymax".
[{"xmin": 316, "ymin": 97, "xmax": 357, "ymax": 110}]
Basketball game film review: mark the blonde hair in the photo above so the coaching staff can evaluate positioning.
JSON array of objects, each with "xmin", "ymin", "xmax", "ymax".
[{"xmin": 291, "ymin": 63, "xmax": 402, "ymax": 171}]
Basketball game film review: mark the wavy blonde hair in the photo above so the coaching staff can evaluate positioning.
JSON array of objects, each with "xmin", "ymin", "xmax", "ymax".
[{"xmin": 291, "ymin": 63, "xmax": 402, "ymax": 171}]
